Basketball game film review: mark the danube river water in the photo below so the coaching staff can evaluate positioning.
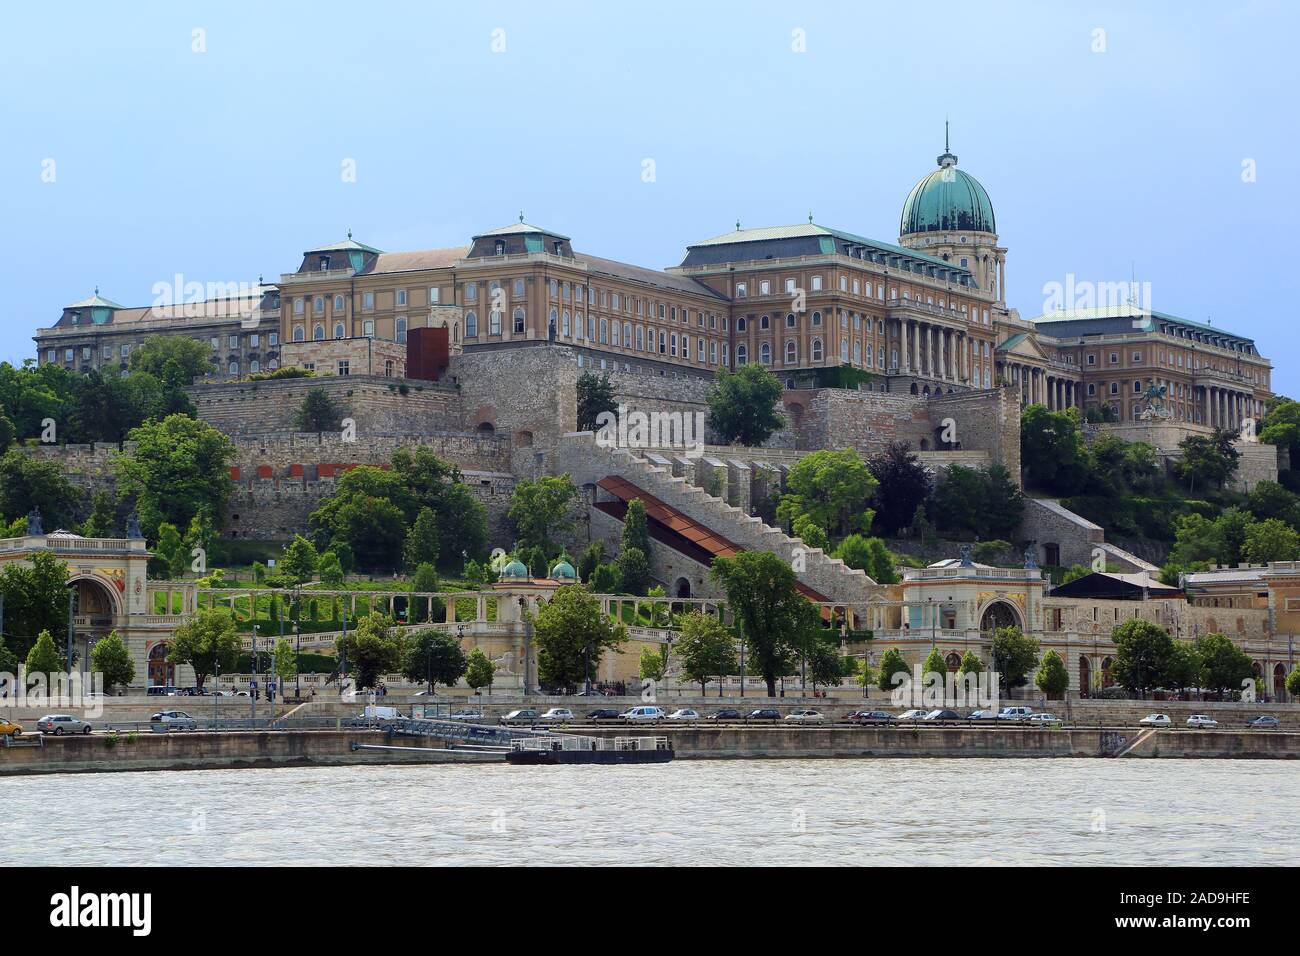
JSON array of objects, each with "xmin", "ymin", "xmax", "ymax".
[{"xmin": 3, "ymin": 759, "xmax": 1295, "ymax": 866}]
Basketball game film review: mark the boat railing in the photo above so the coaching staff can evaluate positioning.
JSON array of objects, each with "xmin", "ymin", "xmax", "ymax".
[{"xmin": 508, "ymin": 734, "xmax": 670, "ymax": 752}]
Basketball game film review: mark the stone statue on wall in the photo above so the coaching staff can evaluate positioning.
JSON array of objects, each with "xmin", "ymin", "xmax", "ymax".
[
  {"xmin": 26, "ymin": 508, "xmax": 42, "ymax": 536},
  {"xmin": 492, "ymin": 650, "xmax": 516, "ymax": 675},
  {"xmin": 959, "ymin": 543, "xmax": 974, "ymax": 567},
  {"xmin": 126, "ymin": 513, "xmax": 143, "ymax": 539},
  {"xmin": 1023, "ymin": 541, "xmax": 1039, "ymax": 569}
]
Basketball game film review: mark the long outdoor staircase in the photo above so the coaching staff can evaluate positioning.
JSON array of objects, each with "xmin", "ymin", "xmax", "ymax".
[{"xmin": 562, "ymin": 433, "xmax": 878, "ymax": 605}]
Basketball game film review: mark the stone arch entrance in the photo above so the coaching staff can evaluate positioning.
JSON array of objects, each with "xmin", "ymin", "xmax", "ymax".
[
  {"xmin": 148, "ymin": 642, "xmax": 174, "ymax": 688},
  {"xmin": 1079, "ymin": 655, "xmax": 1092, "ymax": 698},
  {"xmin": 674, "ymin": 577, "xmax": 691, "ymax": 599},
  {"xmin": 979, "ymin": 599, "xmax": 1021, "ymax": 633},
  {"xmin": 1101, "ymin": 656, "xmax": 1115, "ymax": 688},
  {"xmin": 68, "ymin": 573, "xmax": 123, "ymax": 621},
  {"xmin": 1274, "ymin": 663, "xmax": 1287, "ymax": 701}
]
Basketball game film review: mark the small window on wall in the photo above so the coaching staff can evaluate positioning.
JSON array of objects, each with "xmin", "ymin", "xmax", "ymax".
[
  {"xmin": 338, "ymin": 361, "xmax": 350, "ymax": 376},
  {"xmin": 811, "ymin": 339, "xmax": 823, "ymax": 362},
  {"xmin": 760, "ymin": 342, "xmax": 772, "ymax": 364},
  {"xmin": 228, "ymin": 361, "xmax": 239, "ymax": 376},
  {"xmin": 489, "ymin": 310, "xmax": 501, "ymax": 335},
  {"xmin": 516, "ymin": 309, "xmax": 527, "ymax": 334},
  {"xmin": 429, "ymin": 287, "xmax": 440, "ymax": 304},
  {"xmin": 249, "ymin": 360, "xmax": 261, "ymax": 374},
  {"xmin": 363, "ymin": 320, "xmax": 374, "ymax": 338},
  {"xmin": 293, "ymin": 326, "xmax": 304, "ymax": 342},
  {"xmin": 333, "ymin": 322, "xmax": 345, "ymax": 339},
  {"xmin": 737, "ymin": 344, "xmax": 748, "ymax": 364},
  {"xmin": 396, "ymin": 318, "xmax": 407, "ymax": 343},
  {"xmin": 466, "ymin": 312, "xmax": 478, "ymax": 337},
  {"xmin": 363, "ymin": 292, "xmax": 375, "ymax": 311},
  {"xmin": 313, "ymin": 325, "xmax": 325, "ymax": 341}
]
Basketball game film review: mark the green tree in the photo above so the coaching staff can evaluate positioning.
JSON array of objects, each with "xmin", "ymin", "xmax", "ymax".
[
  {"xmin": 957, "ymin": 650, "xmax": 985, "ymax": 676},
  {"xmin": 295, "ymin": 388, "xmax": 344, "ymax": 433},
  {"xmin": 1285, "ymin": 665, "xmax": 1300, "ymax": 700},
  {"xmin": 777, "ymin": 448, "xmax": 877, "ymax": 542},
  {"xmin": 705, "ymin": 363, "xmax": 784, "ymax": 446},
  {"xmin": 867, "ymin": 441, "xmax": 933, "ymax": 536},
  {"xmin": 1193, "ymin": 632, "xmax": 1254, "ymax": 698},
  {"xmin": 1176, "ymin": 429, "xmax": 1241, "ymax": 493},
  {"xmin": 1246, "ymin": 480, "xmax": 1300, "ymax": 529},
  {"xmin": 0, "ymin": 405, "xmax": 14, "ymax": 453},
  {"xmin": 465, "ymin": 647, "xmax": 496, "ymax": 697},
  {"xmin": 280, "ymin": 535, "xmax": 320, "ymax": 584},
  {"xmin": 638, "ymin": 645, "xmax": 667, "ymax": 682},
  {"xmin": 0, "ymin": 551, "xmax": 70, "ymax": 659},
  {"xmin": 128, "ymin": 335, "xmax": 213, "ymax": 385},
  {"xmin": 1035, "ymin": 649, "xmax": 1069, "ymax": 699},
  {"xmin": 922, "ymin": 647, "xmax": 948, "ymax": 685},
  {"xmin": 621, "ymin": 498, "xmax": 651, "ymax": 557},
  {"xmin": 576, "ymin": 371, "xmax": 618, "ymax": 432},
  {"xmin": 710, "ymin": 550, "xmax": 810, "ymax": 697},
  {"xmin": 411, "ymin": 563, "xmax": 442, "ymax": 622},
  {"xmin": 806, "ymin": 638, "xmax": 845, "ymax": 691},
  {"xmin": 675, "ymin": 611, "xmax": 737, "ymax": 696},
  {"xmin": 577, "ymin": 541, "xmax": 606, "ymax": 583},
  {"xmin": 25, "ymin": 630, "xmax": 63, "ymax": 676},
  {"xmin": 80, "ymin": 490, "xmax": 118, "ymax": 538},
  {"xmin": 615, "ymin": 546, "xmax": 651, "ymax": 596},
  {"xmin": 991, "ymin": 626, "xmax": 1040, "ymax": 692},
  {"xmin": 317, "ymin": 550, "xmax": 345, "ymax": 585},
  {"xmin": 1021, "ymin": 404, "xmax": 1088, "ymax": 493},
  {"xmin": 403, "ymin": 506, "xmax": 441, "ymax": 571},
  {"xmin": 1111, "ymin": 619, "xmax": 1175, "ymax": 696},
  {"xmin": 0, "ymin": 451, "xmax": 80, "ymax": 529},
  {"xmin": 1165, "ymin": 641, "xmax": 1202, "ymax": 696},
  {"xmin": 112, "ymin": 414, "xmax": 235, "ymax": 541},
  {"xmin": 930, "ymin": 464, "xmax": 1023, "ymax": 540},
  {"xmin": 588, "ymin": 563, "xmax": 619, "ymax": 593},
  {"xmin": 529, "ymin": 585, "xmax": 627, "ymax": 691},
  {"xmin": 833, "ymin": 534, "xmax": 898, "ymax": 584},
  {"xmin": 169, "ymin": 607, "xmax": 239, "ymax": 690},
  {"xmin": 1242, "ymin": 518, "xmax": 1300, "ymax": 563},
  {"xmin": 508, "ymin": 475, "xmax": 576, "ymax": 555},
  {"xmin": 151, "ymin": 522, "xmax": 187, "ymax": 579},
  {"xmin": 1260, "ymin": 396, "xmax": 1300, "ymax": 471},
  {"xmin": 402, "ymin": 630, "xmax": 467, "ymax": 693},
  {"xmin": 272, "ymin": 637, "xmax": 298, "ymax": 696},
  {"xmin": 877, "ymin": 646, "xmax": 910, "ymax": 695},
  {"xmin": 337, "ymin": 612, "xmax": 404, "ymax": 691}
]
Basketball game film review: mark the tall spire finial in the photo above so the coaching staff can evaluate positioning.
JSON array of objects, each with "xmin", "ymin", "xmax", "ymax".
[
  {"xmin": 94, "ymin": 285, "xmax": 99, "ymax": 295},
  {"xmin": 937, "ymin": 119, "xmax": 958, "ymax": 169},
  {"xmin": 519, "ymin": 211, "xmax": 525, "ymax": 223},
  {"xmin": 808, "ymin": 211, "xmax": 814, "ymax": 223},
  {"xmin": 736, "ymin": 218, "xmax": 741, "ymax": 231},
  {"xmin": 347, "ymin": 229, "xmax": 352, "ymax": 239},
  {"xmin": 945, "ymin": 117, "xmax": 950, "ymax": 153}
]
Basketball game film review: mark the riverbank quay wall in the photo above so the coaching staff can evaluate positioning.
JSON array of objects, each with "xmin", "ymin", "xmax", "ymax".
[
  {"xmin": 2, "ymin": 726, "xmax": 1296, "ymax": 776},
  {"xmin": 0, "ymin": 730, "xmax": 495, "ymax": 776}
]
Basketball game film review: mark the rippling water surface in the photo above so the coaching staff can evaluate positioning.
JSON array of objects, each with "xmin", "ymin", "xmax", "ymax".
[{"xmin": 2, "ymin": 759, "xmax": 1294, "ymax": 866}]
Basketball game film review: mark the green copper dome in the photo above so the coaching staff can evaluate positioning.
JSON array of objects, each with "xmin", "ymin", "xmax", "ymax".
[
  {"xmin": 550, "ymin": 558, "xmax": 577, "ymax": 581},
  {"xmin": 900, "ymin": 148, "xmax": 995, "ymax": 236},
  {"xmin": 500, "ymin": 558, "xmax": 530, "ymax": 581}
]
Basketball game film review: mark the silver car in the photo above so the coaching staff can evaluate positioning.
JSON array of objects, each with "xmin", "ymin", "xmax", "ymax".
[
  {"xmin": 37, "ymin": 714, "xmax": 92, "ymax": 735},
  {"xmin": 151, "ymin": 710, "xmax": 199, "ymax": 730}
]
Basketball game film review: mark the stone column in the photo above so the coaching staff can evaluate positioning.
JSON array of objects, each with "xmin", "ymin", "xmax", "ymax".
[
  {"xmin": 902, "ymin": 321, "xmax": 912, "ymax": 372},
  {"xmin": 938, "ymin": 328, "xmax": 947, "ymax": 380},
  {"xmin": 913, "ymin": 321, "xmax": 922, "ymax": 374}
]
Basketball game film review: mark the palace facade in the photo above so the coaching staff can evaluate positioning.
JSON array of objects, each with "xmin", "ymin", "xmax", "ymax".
[{"xmin": 33, "ymin": 139, "xmax": 1273, "ymax": 430}]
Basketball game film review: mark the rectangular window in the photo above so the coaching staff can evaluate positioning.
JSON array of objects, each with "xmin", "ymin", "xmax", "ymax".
[
  {"xmin": 294, "ymin": 298, "xmax": 304, "ymax": 315},
  {"xmin": 811, "ymin": 275, "xmax": 823, "ymax": 291},
  {"xmin": 334, "ymin": 294, "xmax": 346, "ymax": 312},
  {"xmin": 395, "ymin": 289, "xmax": 407, "ymax": 307},
  {"xmin": 337, "ymin": 361, "xmax": 350, "ymax": 376},
  {"xmin": 269, "ymin": 332, "xmax": 279, "ymax": 346},
  {"xmin": 210, "ymin": 337, "xmax": 219, "ymax": 350},
  {"xmin": 228, "ymin": 334, "xmax": 239, "ymax": 349},
  {"xmin": 363, "ymin": 292, "xmax": 375, "ymax": 311},
  {"xmin": 314, "ymin": 296, "xmax": 324, "ymax": 313},
  {"xmin": 759, "ymin": 280, "xmax": 771, "ymax": 295},
  {"xmin": 249, "ymin": 334, "xmax": 259, "ymax": 348},
  {"xmin": 736, "ymin": 282, "xmax": 747, "ymax": 298}
]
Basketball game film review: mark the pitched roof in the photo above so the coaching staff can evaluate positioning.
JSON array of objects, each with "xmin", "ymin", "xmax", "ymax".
[
  {"xmin": 687, "ymin": 222, "xmax": 966, "ymax": 272},
  {"xmin": 574, "ymin": 251, "xmax": 727, "ymax": 300},
  {"xmin": 65, "ymin": 292, "xmax": 124, "ymax": 309},
  {"xmin": 305, "ymin": 237, "xmax": 383, "ymax": 255},
  {"xmin": 474, "ymin": 221, "xmax": 570, "ymax": 240},
  {"xmin": 1030, "ymin": 306, "xmax": 1256, "ymax": 344},
  {"xmin": 369, "ymin": 247, "xmax": 469, "ymax": 274}
]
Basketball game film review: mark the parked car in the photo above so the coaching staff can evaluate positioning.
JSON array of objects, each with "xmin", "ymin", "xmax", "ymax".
[
  {"xmin": 447, "ymin": 709, "xmax": 484, "ymax": 722},
  {"xmin": 746, "ymin": 708, "xmax": 782, "ymax": 721},
  {"xmin": 37, "ymin": 714, "xmax": 92, "ymax": 735},
  {"xmin": 1247, "ymin": 715, "xmax": 1280, "ymax": 729},
  {"xmin": 666, "ymin": 709, "xmax": 700, "ymax": 721},
  {"xmin": 499, "ymin": 709, "xmax": 539, "ymax": 725},
  {"xmin": 1186, "ymin": 714, "xmax": 1219, "ymax": 729},
  {"xmin": 967, "ymin": 710, "xmax": 998, "ymax": 720},
  {"xmin": 150, "ymin": 711, "xmax": 199, "ymax": 730},
  {"xmin": 784, "ymin": 709, "xmax": 826, "ymax": 724},
  {"xmin": 922, "ymin": 709, "xmax": 961, "ymax": 723},
  {"xmin": 1139, "ymin": 714, "xmax": 1171, "ymax": 727},
  {"xmin": 895, "ymin": 709, "xmax": 929, "ymax": 722},
  {"xmin": 146, "ymin": 686, "xmax": 179, "ymax": 697},
  {"xmin": 996, "ymin": 706, "xmax": 1035, "ymax": 721},
  {"xmin": 622, "ymin": 706, "xmax": 667, "ymax": 722},
  {"xmin": 706, "ymin": 708, "xmax": 743, "ymax": 721},
  {"xmin": 1027, "ymin": 713, "xmax": 1062, "ymax": 726},
  {"xmin": 0, "ymin": 718, "xmax": 22, "ymax": 737},
  {"xmin": 845, "ymin": 710, "xmax": 894, "ymax": 724},
  {"xmin": 585, "ymin": 708, "xmax": 623, "ymax": 721},
  {"xmin": 539, "ymin": 708, "xmax": 574, "ymax": 722}
]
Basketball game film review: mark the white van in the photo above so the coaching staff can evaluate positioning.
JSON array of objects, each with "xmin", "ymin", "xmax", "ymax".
[
  {"xmin": 622, "ymin": 706, "xmax": 666, "ymax": 722},
  {"xmin": 996, "ymin": 706, "xmax": 1035, "ymax": 721}
]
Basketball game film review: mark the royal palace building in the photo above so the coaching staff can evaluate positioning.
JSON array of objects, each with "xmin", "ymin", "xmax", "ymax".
[{"xmin": 34, "ymin": 140, "xmax": 1273, "ymax": 425}]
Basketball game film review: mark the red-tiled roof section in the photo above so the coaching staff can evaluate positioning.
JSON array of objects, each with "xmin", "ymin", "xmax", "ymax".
[{"xmin": 595, "ymin": 475, "xmax": 830, "ymax": 603}]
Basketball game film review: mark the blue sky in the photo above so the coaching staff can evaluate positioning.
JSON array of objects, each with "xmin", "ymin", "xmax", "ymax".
[{"xmin": 2, "ymin": 1, "xmax": 1296, "ymax": 392}]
